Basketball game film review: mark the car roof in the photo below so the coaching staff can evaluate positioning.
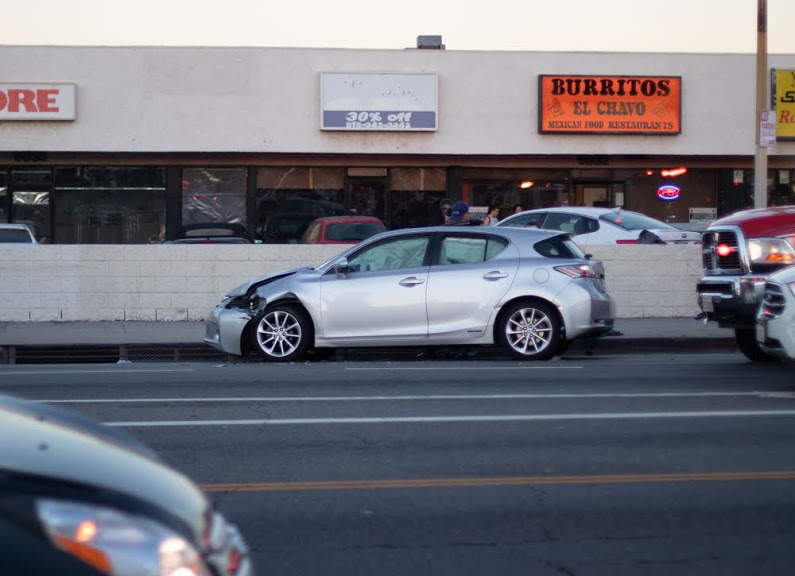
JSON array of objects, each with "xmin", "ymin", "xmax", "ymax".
[
  {"xmin": 375, "ymin": 224, "xmax": 563, "ymax": 242},
  {"xmin": 314, "ymin": 216, "xmax": 385, "ymax": 224},
  {"xmin": 0, "ymin": 223, "xmax": 34, "ymax": 231},
  {"xmin": 517, "ymin": 207, "xmax": 618, "ymax": 217}
]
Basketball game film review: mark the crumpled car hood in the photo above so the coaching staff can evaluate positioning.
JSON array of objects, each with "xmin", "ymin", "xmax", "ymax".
[{"xmin": 224, "ymin": 267, "xmax": 306, "ymax": 298}]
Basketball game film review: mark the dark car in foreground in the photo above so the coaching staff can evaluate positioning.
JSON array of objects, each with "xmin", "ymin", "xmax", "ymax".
[
  {"xmin": 0, "ymin": 394, "xmax": 251, "ymax": 576},
  {"xmin": 205, "ymin": 226, "xmax": 615, "ymax": 362}
]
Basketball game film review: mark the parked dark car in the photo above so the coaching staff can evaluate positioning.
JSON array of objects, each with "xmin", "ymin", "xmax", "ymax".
[
  {"xmin": 0, "ymin": 393, "xmax": 251, "ymax": 576},
  {"xmin": 168, "ymin": 223, "xmax": 251, "ymax": 244}
]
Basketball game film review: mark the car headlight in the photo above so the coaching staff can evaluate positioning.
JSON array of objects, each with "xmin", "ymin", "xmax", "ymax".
[
  {"xmin": 747, "ymin": 238, "xmax": 795, "ymax": 265},
  {"xmin": 36, "ymin": 499, "xmax": 209, "ymax": 576}
]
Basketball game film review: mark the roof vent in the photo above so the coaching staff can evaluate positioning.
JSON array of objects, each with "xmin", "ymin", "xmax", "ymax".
[{"xmin": 416, "ymin": 35, "xmax": 445, "ymax": 50}]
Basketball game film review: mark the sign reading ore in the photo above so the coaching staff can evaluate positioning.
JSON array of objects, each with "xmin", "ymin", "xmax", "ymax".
[
  {"xmin": 0, "ymin": 83, "xmax": 76, "ymax": 120},
  {"xmin": 538, "ymin": 75, "xmax": 681, "ymax": 135}
]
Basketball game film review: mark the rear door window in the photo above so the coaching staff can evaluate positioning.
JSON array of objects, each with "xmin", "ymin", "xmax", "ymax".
[
  {"xmin": 501, "ymin": 212, "xmax": 546, "ymax": 229},
  {"xmin": 437, "ymin": 234, "xmax": 508, "ymax": 266},
  {"xmin": 542, "ymin": 213, "xmax": 594, "ymax": 235}
]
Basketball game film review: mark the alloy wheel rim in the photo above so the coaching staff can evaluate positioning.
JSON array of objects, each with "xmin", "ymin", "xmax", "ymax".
[
  {"xmin": 506, "ymin": 308, "xmax": 552, "ymax": 355},
  {"xmin": 257, "ymin": 311, "xmax": 302, "ymax": 357}
]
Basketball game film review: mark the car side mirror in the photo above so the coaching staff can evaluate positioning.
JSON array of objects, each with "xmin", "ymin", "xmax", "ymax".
[
  {"xmin": 334, "ymin": 257, "xmax": 350, "ymax": 276},
  {"xmin": 585, "ymin": 253, "xmax": 593, "ymax": 260}
]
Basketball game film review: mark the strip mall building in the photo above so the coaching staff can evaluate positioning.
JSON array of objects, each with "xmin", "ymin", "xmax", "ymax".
[{"xmin": 1, "ymin": 43, "xmax": 794, "ymax": 245}]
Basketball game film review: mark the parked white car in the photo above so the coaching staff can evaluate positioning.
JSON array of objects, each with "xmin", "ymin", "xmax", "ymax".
[
  {"xmin": 496, "ymin": 207, "xmax": 701, "ymax": 247},
  {"xmin": 0, "ymin": 222, "xmax": 38, "ymax": 243},
  {"xmin": 756, "ymin": 264, "xmax": 795, "ymax": 362}
]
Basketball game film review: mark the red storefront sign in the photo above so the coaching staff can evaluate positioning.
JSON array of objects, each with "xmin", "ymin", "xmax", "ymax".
[{"xmin": 0, "ymin": 84, "xmax": 76, "ymax": 120}]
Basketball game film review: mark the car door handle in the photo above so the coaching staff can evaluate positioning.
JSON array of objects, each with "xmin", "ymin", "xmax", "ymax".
[
  {"xmin": 399, "ymin": 276, "xmax": 426, "ymax": 286},
  {"xmin": 483, "ymin": 271, "xmax": 509, "ymax": 280}
]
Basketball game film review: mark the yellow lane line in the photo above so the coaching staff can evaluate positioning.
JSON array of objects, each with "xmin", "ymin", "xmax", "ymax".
[{"xmin": 200, "ymin": 470, "xmax": 795, "ymax": 493}]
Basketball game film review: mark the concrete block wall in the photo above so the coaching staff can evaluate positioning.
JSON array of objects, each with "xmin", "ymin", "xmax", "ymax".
[{"xmin": 0, "ymin": 244, "xmax": 702, "ymax": 322}]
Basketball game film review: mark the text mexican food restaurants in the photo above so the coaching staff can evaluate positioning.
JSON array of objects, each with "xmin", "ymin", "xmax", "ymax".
[{"xmin": 538, "ymin": 75, "xmax": 681, "ymax": 135}]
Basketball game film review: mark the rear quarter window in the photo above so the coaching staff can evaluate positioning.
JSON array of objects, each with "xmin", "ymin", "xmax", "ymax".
[{"xmin": 533, "ymin": 236, "xmax": 586, "ymax": 259}]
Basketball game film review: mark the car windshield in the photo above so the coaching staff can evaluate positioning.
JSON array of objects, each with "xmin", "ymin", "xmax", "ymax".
[
  {"xmin": 183, "ymin": 227, "xmax": 239, "ymax": 237},
  {"xmin": 600, "ymin": 210, "xmax": 674, "ymax": 230},
  {"xmin": 325, "ymin": 222, "xmax": 385, "ymax": 242},
  {"xmin": 0, "ymin": 229, "xmax": 34, "ymax": 243}
]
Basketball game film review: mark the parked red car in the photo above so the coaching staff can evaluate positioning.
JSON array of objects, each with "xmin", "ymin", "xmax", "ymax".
[{"xmin": 300, "ymin": 216, "xmax": 387, "ymax": 244}]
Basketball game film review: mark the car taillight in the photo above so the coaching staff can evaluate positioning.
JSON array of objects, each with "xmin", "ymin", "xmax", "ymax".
[
  {"xmin": 615, "ymin": 239, "xmax": 637, "ymax": 244},
  {"xmin": 554, "ymin": 265, "xmax": 601, "ymax": 278}
]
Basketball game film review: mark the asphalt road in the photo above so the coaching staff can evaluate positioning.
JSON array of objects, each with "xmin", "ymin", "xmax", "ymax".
[{"xmin": 2, "ymin": 352, "xmax": 795, "ymax": 576}]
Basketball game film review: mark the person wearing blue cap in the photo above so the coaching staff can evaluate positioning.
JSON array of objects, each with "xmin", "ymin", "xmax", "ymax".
[{"xmin": 446, "ymin": 201, "xmax": 482, "ymax": 226}]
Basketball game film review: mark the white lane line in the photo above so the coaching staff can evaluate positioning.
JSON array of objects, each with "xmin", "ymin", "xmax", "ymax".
[
  {"xmin": 105, "ymin": 410, "xmax": 795, "ymax": 427},
  {"xmin": 0, "ymin": 369, "xmax": 194, "ymax": 375},
  {"xmin": 345, "ymin": 366, "xmax": 584, "ymax": 370},
  {"xmin": 40, "ymin": 391, "xmax": 766, "ymax": 404}
]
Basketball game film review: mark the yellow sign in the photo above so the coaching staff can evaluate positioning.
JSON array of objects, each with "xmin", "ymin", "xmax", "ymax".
[
  {"xmin": 538, "ymin": 75, "xmax": 681, "ymax": 135},
  {"xmin": 774, "ymin": 69, "xmax": 795, "ymax": 140}
]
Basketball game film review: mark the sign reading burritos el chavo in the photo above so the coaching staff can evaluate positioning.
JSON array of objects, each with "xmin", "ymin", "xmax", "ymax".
[{"xmin": 538, "ymin": 75, "xmax": 681, "ymax": 135}]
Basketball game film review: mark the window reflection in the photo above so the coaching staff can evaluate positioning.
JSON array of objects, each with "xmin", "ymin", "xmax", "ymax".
[
  {"xmin": 256, "ymin": 167, "xmax": 344, "ymax": 244},
  {"xmin": 54, "ymin": 167, "xmax": 166, "ymax": 244},
  {"xmin": 182, "ymin": 168, "xmax": 246, "ymax": 226},
  {"xmin": 13, "ymin": 191, "xmax": 50, "ymax": 243}
]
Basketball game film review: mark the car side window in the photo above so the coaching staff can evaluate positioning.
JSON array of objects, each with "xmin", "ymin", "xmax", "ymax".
[
  {"xmin": 573, "ymin": 217, "xmax": 599, "ymax": 235},
  {"xmin": 437, "ymin": 235, "xmax": 508, "ymax": 266},
  {"xmin": 347, "ymin": 236, "xmax": 430, "ymax": 272},
  {"xmin": 502, "ymin": 212, "xmax": 546, "ymax": 229},
  {"xmin": 303, "ymin": 222, "xmax": 320, "ymax": 243}
]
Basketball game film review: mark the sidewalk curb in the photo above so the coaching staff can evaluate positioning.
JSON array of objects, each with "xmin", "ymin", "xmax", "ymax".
[{"xmin": 0, "ymin": 337, "xmax": 737, "ymax": 364}]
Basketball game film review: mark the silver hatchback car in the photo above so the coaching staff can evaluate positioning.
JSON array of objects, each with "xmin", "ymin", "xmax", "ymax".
[{"xmin": 205, "ymin": 226, "xmax": 615, "ymax": 361}]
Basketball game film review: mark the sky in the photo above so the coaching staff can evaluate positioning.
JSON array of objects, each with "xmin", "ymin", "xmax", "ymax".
[{"xmin": 3, "ymin": 0, "xmax": 795, "ymax": 54}]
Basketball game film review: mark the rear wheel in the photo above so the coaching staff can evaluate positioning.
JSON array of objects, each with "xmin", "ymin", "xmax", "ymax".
[
  {"xmin": 734, "ymin": 328, "xmax": 775, "ymax": 363},
  {"xmin": 251, "ymin": 304, "xmax": 312, "ymax": 362},
  {"xmin": 498, "ymin": 301, "xmax": 561, "ymax": 360}
]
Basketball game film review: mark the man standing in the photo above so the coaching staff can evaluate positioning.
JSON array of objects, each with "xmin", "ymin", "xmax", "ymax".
[
  {"xmin": 446, "ymin": 201, "xmax": 482, "ymax": 226},
  {"xmin": 429, "ymin": 198, "xmax": 453, "ymax": 226}
]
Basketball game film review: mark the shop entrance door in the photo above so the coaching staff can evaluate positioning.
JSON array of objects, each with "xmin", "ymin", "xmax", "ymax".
[
  {"xmin": 575, "ymin": 182, "xmax": 625, "ymax": 208},
  {"xmin": 347, "ymin": 178, "xmax": 388, "ymax": 227}
]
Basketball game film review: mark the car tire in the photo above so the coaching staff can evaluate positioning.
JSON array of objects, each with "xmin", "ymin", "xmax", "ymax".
[
  {"xmin": 734, "ymin": 328, "xmax": 776, "ymax": 363},
  {"xmin": 251, "ymin": 304, "xmax": 312, "ymax": 362},
  {"xmin": 497, "ymin": 301, "xmax": 561, "ymax": 360}
]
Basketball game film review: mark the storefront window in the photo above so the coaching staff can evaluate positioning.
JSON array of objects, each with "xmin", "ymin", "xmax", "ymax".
[
  {"xmin": 389, "ymin": 168, "xmax": 447, "ymax": 229},
  {"xmin": 13, "ymin": 191, "xmax": 50, "ymax": 243},
  {"xmin": 0, "ymin": 172, "xmax": 7, "ymax": 222},
  {"xmin": 54, "ymin": 167, "xmax": 166, "ymax": 244},
  {"xmin": 182, "ymin": 168, "xmax": 246, "ymax": 227},
  {"xmin": 256, "ymin": 167, "xmax": 344, "ymax": 243},
  {"xmin": 463, "ymin": 169, "xmax": 571, "ymax": 217},
  {"xmin": 770, "ymin": 170, "xmax": 795, "ymax": 207}
]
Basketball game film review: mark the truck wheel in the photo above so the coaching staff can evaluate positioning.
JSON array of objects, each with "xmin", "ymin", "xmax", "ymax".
[{"xmin": 734, "ymin": 328, "xmax": 776, "ymax": 363}]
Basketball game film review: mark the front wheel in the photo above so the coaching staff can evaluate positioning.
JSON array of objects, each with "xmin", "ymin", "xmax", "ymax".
[
  {"xmin": 251, "ymin": 304, "xmax": 312, "ymax": 362},
  {"xmin": 734, "ymin": 328, "xmax": 775, "ymax": 363},
  {"xmin": 497, "ymin": 301, "xmax": 561, "ymax": 360}
]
